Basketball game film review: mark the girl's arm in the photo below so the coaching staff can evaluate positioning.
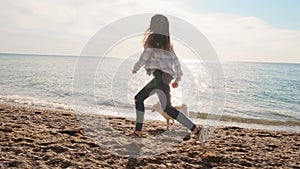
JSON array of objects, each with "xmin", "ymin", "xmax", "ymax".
[
  {"xmin": 132, "ymin": 48, "xmax": 152, "ymax": 73},
  {"xmin": 173, "ymin": 52, "xmax": 183, "ymax": 82}
]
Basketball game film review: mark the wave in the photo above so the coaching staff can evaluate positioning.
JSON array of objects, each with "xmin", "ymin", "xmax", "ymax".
[
  {"xmin": 1, "ymin": 94, "xmax": 299, "ymax": 131},
  {"xmin": 0, "ymin": 94, "xmax": 73, "ymax": 111},
  {"xmin": 191, "ymin": 111, "xmax": 300, "ymax": 127}
]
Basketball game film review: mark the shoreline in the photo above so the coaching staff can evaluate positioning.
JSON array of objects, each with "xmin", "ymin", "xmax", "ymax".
[
  {"xmin": 1, "ymin": 100, "xmax": 299, "ymax": 133},
  {"xmin": 0, "ymin": 102, "xmax": 299, "ymax": 168}
]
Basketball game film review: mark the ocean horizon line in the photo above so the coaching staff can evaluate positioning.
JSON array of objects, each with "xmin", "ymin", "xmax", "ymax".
[{"xmin": 1, "ymin": 52, "xmax": 299, "ymax": 65}]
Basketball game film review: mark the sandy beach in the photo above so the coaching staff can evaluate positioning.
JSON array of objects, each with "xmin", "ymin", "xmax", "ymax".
[{"xmin": 0, "ymin": 103, "xmax": 299, "ymax": 169}]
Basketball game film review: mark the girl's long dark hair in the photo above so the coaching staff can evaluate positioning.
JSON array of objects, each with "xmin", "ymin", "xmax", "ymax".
[{"xmin": 143, "ymin": 14, "xmax": 173, "ymax": 51}]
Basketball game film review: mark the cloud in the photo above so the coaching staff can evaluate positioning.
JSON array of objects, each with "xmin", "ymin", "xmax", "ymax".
[
  {"xmin": 0, "ymin": 0, "xmax": 299, "ymax": 62},
  {"xmin": 188, "ymin": 13, "xmax": 300, "ymax": 63}
]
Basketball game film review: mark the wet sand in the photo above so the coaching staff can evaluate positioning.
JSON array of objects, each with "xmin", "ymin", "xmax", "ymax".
[{"xmin": 0, "ymin": 103, "xmax": 299, "ymax": 168}]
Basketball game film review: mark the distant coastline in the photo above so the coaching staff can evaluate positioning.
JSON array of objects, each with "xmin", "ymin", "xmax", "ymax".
[{"xmin": 1, "ymin": 52, "xmax": 300, "ymax": 64}]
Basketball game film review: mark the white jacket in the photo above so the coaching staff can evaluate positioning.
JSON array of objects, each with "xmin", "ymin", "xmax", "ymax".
[{"xmin": 133, "ymin": 48, "xmax": 183, "ymax": 81}]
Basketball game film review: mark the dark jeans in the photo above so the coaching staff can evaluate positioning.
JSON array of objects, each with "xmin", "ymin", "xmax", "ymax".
[{"xmin": 134, "ymin": 69, "xmax": 196, "ymax": 132}]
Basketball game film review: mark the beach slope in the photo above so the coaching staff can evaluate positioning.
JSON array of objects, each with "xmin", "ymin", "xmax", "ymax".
[{"xmin": 0, "ymin": 103, "xmax": 299, "ymax": 168}]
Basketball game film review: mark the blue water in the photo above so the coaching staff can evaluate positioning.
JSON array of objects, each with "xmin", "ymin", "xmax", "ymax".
[
  {"xmin": 0, "ymin": 53, "xmax": 299, "ymax": 127},
  {"xmin": 223, "ymin": 62, "xmax": 300, "ymax": 122}
]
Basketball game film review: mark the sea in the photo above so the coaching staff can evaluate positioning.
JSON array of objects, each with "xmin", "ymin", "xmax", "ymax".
[{"xmin": 0, "ymin": 53, "xmax": 299, "ymax": 132}]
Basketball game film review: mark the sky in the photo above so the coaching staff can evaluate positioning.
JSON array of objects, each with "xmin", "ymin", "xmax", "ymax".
[
  {"xmin": 0, "ymin": 0, "xmax": 299, "ymax": 63},
  {"xmin": 188, "ymin": 0, "xmax": 300, "ymax": 30}
]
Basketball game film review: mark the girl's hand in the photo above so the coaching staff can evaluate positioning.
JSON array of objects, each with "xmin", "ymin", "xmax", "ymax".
[
  {"xmin": 132, "ymin": 70, "xmax": 137, "ymax": 74},
  {"xmin": 172, "ymin": 82, "xmax": 178, "ymax": 88}
]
